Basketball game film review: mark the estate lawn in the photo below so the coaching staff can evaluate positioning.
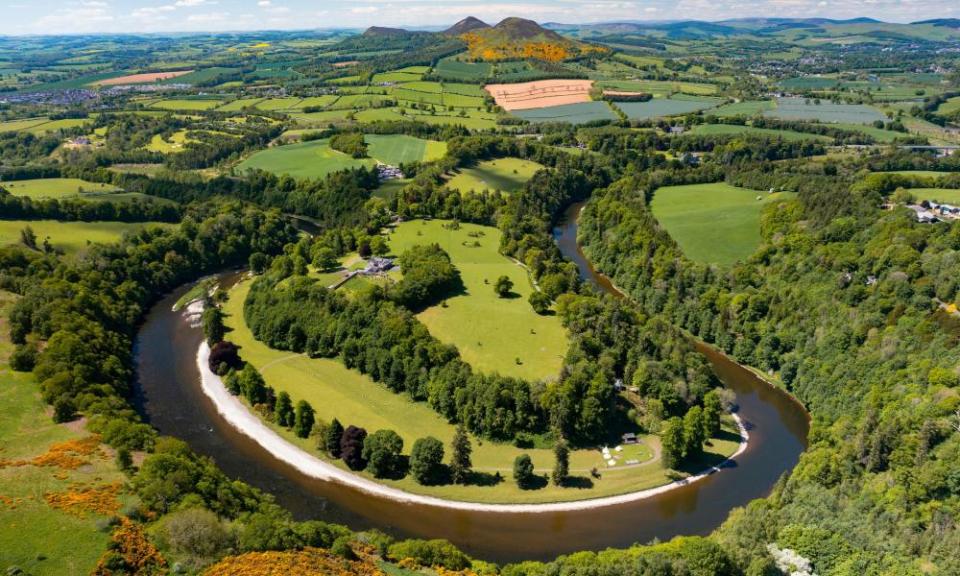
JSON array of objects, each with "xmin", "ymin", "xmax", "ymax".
[
  {"xmin": 236, "ymin": 134, "xmax": 446, "ymax": 180},
  {"xmin": 0, "ymin": 220, "xmax": 172, "ymax": 255},
  {"xmin": 387, "ymin": 220, "xmax": 567, "ymax": 382},
  {"xmin": 445, "ymin": 157, "xmax": 544, "ymax": 195},
  {"xmin": 222, "ymin": 277, "xmax": 742, "ymax": 503},
  {"xmin": 651, "ymin": 183, "xmax": 793, "ymax": 267},
  {"xmin": 0, "ymin": 178, "xmax": 120, "ymax": 200},
  {"xmin": 0, "ymin": 291, "xmax": 125, "ymax": 576}
]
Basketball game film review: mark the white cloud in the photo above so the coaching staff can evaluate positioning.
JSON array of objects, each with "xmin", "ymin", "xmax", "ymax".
[
  {"xmin": 351, "ymin": 6, "xmax": 379, "ymax": 14},
  {"xmin": 175, "ymin": 0, "xmax": 208, "ymax": 6}
]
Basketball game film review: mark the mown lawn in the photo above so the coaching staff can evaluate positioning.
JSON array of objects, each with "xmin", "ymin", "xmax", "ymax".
[
  {"xmin": 0, "ymin": 220, "xmax": 172, "ymax": 255},
  {"xmin": 0, "ymin": 291, "xmax": 125, "ymax": 576},
  {"xmin": 445, "ymin": 157, "xmax": 544, "ymax": 195},
  {"xmin": 651, "ymin": 183, "xmax": 793, "ymax": 266}
]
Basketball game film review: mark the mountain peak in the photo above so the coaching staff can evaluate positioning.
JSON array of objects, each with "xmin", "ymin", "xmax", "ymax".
[{"xmin": 445, "ymin": 16, "xmax": 490, "ymax": 35}]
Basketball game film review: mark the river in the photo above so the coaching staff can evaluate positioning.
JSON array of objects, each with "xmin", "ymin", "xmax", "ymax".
[{"xmin": 133, "ymin": 204, "xmax": 808, "ymax": 564}]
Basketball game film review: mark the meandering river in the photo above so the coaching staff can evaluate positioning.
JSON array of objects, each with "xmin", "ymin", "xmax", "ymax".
[{"xmin": 133, "ymin": 203, "xmax": 808, "ymax": 563}]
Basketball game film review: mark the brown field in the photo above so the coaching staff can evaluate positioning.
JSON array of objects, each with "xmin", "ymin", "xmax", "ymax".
[
  {"xmin": 95, "ymin": 70, "xmax": 193, "ymax": 86},
  {"xmin": 333, "ymin": 61, "xmax": 360, "ymax": 68},
  {"xmin": 603, "ymin": 90, "xmax": 649, "ymax": 97},
  {"xmin": 485, "ymin": 79, "xmax": 594, "ymax": 111}
]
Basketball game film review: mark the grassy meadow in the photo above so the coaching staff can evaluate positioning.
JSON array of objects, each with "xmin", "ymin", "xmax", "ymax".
[
  {"xmin": 513, "ymin": 102, "xmax": 618, "ymax": 125},
  {"xmin": 1, "ymin": 178, "xmax": 120, "ymax": 200},
  {"xmin": 0, "ymin": 221, "xmax": 171, "ymax": 255},
  {"xmin": 651, "ymin": 183, "xmax": 793, "ymax": 266},
  {"xmin": 445, "ymin": 157, "xmax": 543, "ymax": 195}
]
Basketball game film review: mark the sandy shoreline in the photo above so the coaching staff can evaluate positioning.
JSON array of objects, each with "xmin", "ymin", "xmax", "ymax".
[{"xmin": 196, "ymin": 341, "xmax": 749, "ymax": 513}]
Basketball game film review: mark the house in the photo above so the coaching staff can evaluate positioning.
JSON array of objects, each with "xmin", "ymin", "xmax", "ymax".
[
  {"xmin": 362, "ymin": 257, "xmax": 394, "ymax": 275},
  {"xmin": 621, "ymin": 433, "xmax": 638, "ymax": 445}
]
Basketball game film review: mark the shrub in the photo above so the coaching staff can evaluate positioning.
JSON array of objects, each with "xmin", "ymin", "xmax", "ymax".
[
  {"xmin": 9, "ymin": 343, "xmax": 37, "ymax": 371},
  {"xmin": 513, "ymin": 454, "xmax": 535, "ymax": 488},
  {"xmin": 387, "ymin": 539, "xmax": 470, "ymax": 571}
]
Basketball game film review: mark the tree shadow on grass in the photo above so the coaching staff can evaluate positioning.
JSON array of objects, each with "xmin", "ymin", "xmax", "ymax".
[
  {"xmin": 467, "ymin": 470, "xmax": 505, "ymax": 487},
  {"xmin": 560, "ymin": 476, "xmax": 594, "ymax": 490},
  {"xmin": 518, "ymin": 474, "xmax": 549, "ymax": 491}
]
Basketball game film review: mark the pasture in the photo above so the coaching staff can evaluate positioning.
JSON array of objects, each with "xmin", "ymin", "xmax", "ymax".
[
  {"xmin": 615, "ymin": 97, "xmax": 719, "ymax": 120},
  {"xmin": 765, "ymin": 97, "xmax": 886, "ymax": 124},
  {"xmin": 909, "ymin": 188, "xmax": 960, "ymax": 204},
  {"xmin": 598, "ymin": 79, "xmax": 718, "ymax": 96},
  {"xmin": 445, "ymin": 157, "xmax": 544, "ymax": 195},
  {"xmin": 94, "ymin": 70, "xmax": 192, "ymax": 86},
  {"xmin": 150, "ymin": 98, "xmax": 224, "ymax": 111},
  {"xmin": 688, "ymin": 124, "xmax": 831, "ymax": 142},
  {"xmin": 0, "ymin": 117, "xmax": 90, "ymax": 135},
  {"xmin": 387, "ymin": 219, "xmax": 567, "ymax": 382},
  {"xmin": 0, "ymin": 220, "xmax": 170, "ymax": 255},
  {"xmin": 435, "ymin": 58, "xmax": 491, "ymax": 81},
  {"xmin": 938, "ymin": 97, "xmax": 960, "ymax": 116},
  {"xmin": 1, "ymin": 178, "xmax": 120, "ymax": 200},
  {"xmin": 513, "ymin": 101, "xmax": 618, "ymax": 125},
  {"xmin": 709, "ymin": 100, "xmax": 776, "ymax": 117},
  {"xmin": 651, "ymin": 183, "xmax": 793, "ymax": 266},
  {"xmin": 236, "ymin": 134, "xmax": 445, "ymax": 180}
]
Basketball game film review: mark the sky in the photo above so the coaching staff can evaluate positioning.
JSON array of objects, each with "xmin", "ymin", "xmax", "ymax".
[{"xmin": 2, "ymin": 0, "xmax": 958, "ymax": 35}]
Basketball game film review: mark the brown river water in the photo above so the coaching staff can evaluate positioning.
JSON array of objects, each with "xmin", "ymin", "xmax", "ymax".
[{"xmin": 133, "ymin": 203, "xmax": 808, "ymax": 563}]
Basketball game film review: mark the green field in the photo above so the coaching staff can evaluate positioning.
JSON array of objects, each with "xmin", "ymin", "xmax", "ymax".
[
  {"xmin": 0, "ymin": 291, "xmax": 125, "ymax": 576},
  {"xmin": 0, "ymin": 117, "xmax": 90, "ymax": 135},
  {"xmin": 709, "ymin": 100, "xmax": 776, "ymax": 117},
  {"xmin": 688, "ymin": 124, "xmax": 831, "ymax": 142},
  {"xmin": 598, "ymin": 79, "xmax": 718, "ymax": 96},
  {"xmin": 0, "ymin": 220, "xmax": 171, "ymax": 255},
  {"xmin": 909, "ymin": 189, "xmax": 960, "ymax": 204},
  {"xmin": 938, "ymin": 97, "xmax": 960, "ymax": 116},
  {"xmin": 513, "ymin": 101, "xmax": 618, "ymax": 125},
  {"xmin": 445, "ymin": 157, "xmax": 544, "ymax": 195},
  {"xmin": 388, "ymin": 219, "xmax": 567, "ymax": 381},
  {"xmin": 150, "ymin": 98, "xmax": 224, "ymax": 111},
  {"xmin": 435, "ymin": 58, "xmax": 491, "ymax": 81},
  {"xmin": 615, "ymin": 97, "xmax": 719, "ymax": 120},
  {"xmin": 236, "ymin": 134, "xmax": 446, "ymax": 180},
  {"xmin": 1, "ymin": 178, "xmax": 120, "ymax": 200},
  {"xmin": 651, "ymin": 183, "xmax": 793, "ymax": 266},
  {"xmin": 144, "ymin": 130, "xmax": 193, "ymax": 153},
  {"xmin": 765, "ymin": 97, "xmax": 886, "ymax": 124}
]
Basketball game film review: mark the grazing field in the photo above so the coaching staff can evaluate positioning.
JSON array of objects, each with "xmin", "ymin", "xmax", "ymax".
[
  {"xmin": 236, "ymin": 134, "xmax": 445, "ymax": 180},
  {"xmin": 94, "ymin": 70, "xmax": 192, "ymax": 86},
  {"xmin": 598, "ymin": 79, "xmax": 719, "ymax": 96},
  {"xmin": 688, "ymin": 123, "xmax": 832, "ymax": 142},
  {"xmin": 0, "ymin": 220, "xmax": 170, "ymax": 255},
  {"xmin": 0, "ymin": 117, "xmax": 90, "ymax": 135},
  {"xmin": 651, "ymin": 183, "xmax": 793, "ymax": 266},
  {"xmin": 150, "ymin": 98, "xmax": 224, "ymax": 111},
  {"xmin": 144, "ymin": 130, "xmax": 193, "ymax": 153},
  {"xmin": 216, "ymin": 97, "xmax": 264, "ymax": 112},
  {"xmin": 614, "ymin": 97, "xmax": 718, "ymax": 120},
  {"xmin": 0, "ymin": 292, "xmax": 125, "ymax": 576},
  {"xmin": 709, "ymin": 100, "xmax": 776, "ymax": 117},
  {"xmin": 435, "ymin": 58, "xmax": 491, "ymax": 81},
  {"xmin": 446, "ymin": 157, "xmax": 544, "ymax": 194},
  {"xmin": 485, "ymin": 79, "xmax": 594, "ymax": 111},
  {"xmin": 0, "ymin": 178, "xmax": 120, "ymax": 200},
  {"xmin": 513, "ymin": 101, "xmax": 617, "ymax": 125},
  {"xmin": 938, "ymin": 97, "xmax": 960, "ymax": 115},
  {"xmin": 765, "ymin": 97, "xmax": 886, "ymax": 124},
  {"xmin": 223, "ymin": 277, "xmax": 743, "ymax": 504},
  {"xmin": 388, "ymin": 219, "xmax": 567, "ymax": 382}
]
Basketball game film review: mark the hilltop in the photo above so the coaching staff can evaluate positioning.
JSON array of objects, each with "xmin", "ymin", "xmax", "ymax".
[
  {"xmin": 445, "ymin": 16, "xmax": 490, "ymax": 35},
  {"xmin": 363, "ymin": 26, "xmax": 414, "ymax": 37},
  {"xmin": 459, "ymin": 17, "xmax": 604, "ymax": 62}
]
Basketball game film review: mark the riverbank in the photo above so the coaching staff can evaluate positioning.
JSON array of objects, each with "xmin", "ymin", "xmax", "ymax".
[{"xmin": 196, "ymin": 340, "xmax": 749, "ymax": 513}]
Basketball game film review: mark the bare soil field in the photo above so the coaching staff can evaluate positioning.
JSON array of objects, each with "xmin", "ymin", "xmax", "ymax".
[
  {"xmin": 485, "ymin": 79, "xmax": 593, "ymax": 111},
  {"xmin": 95, "ymin": 70, "xmax": 193, "ymax": 86}
]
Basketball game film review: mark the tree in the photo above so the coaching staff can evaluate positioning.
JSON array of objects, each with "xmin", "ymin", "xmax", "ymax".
[
  {"xmin": 410, "ymin": 436, "xmax": 444, "ymax": 485},
  {"xmin": 702, "ymin": 390, "xmax": 722, "ymax": 438},
  {"xmin": 494, "ymin": 275, "xmax": 514, "ymax": 298},
  {"xmin": 450, "ymin": 425, "xmax": 472, "ymax": 484},
  {"xmin": 683, "ymin": 406, "xmax": 705, "ymax": 458},
  {"xmin": 20, "ymin": 225, "xmax": 36, "ymax": 250},
  {"xmin": 340, "ymin": 425, "xmax": 368, "ymax": 470},
  {"xmin": 529, "ymin": 291, "xmax": 552, "ymax": 314},
  {"xmin": 325, "ymin": 418, "xmax": 344, "ymax": 457},
  {"xmin": 552, "ymin": 439, "xmax": 569, "ymax": 486},
  {"xmin": 274, "ymin": 391, "xmax": 294, "ymax": 428},
  {"xmin": 240, "ymin": 367, "xmax": 268, "ymax": 406},
  {"xmin": 312, "ymin": 246, "xmax": 339, "ymax": 272},
  {"xmin": 362, "ymin": 429, "xmax": 404, "ymax": 478},
  {"xmin": 202, "ymin": 305, "xmax": 225, "ymax": 345},
  {"xmin": 370, "ymin": 236, "xmax": 389, "ymax": 256},
  {"xmin": 661, "ymin": 416, "xmax": 685, "ymax": 469},
  {"xmin": 208, "ymin": 341, "xmax": 242, "ymax": 374},
  {"xmin": 294, "ymin": 400, "xmax": 315, "ymax": 438},
  {"xmin": 249, "ymin": 252, "xmax": 270, "ymax": 275},
  {"xmin": 513, "ymin": 454, "xmax": 535, "ymax": 488}
]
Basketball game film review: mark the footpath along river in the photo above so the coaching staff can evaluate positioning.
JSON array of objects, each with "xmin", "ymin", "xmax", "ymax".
[{"xmin": 133, "ymin": 204, "xmax": 809, "ymax": 563}]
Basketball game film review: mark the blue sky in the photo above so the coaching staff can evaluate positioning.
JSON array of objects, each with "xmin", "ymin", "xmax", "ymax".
[{"xmin": 3, "ymin": 0, "xmax": 957, "ymax": 35}]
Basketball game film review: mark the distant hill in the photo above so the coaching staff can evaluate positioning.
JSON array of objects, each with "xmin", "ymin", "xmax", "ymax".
[
  {"xmin": 914, "ymin": 18, "xmax": 960, "ymax": 28},
  {"xmin": 363, "ymin": 26, "xmax": 412, "ymax": 37},
  {"xmin": 458, "ymin": 17, "xmax": 604, "ymax": 62},
  {"xmin": 445, "ymin": 16, "xmax": 490, "ymax": 35}
]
